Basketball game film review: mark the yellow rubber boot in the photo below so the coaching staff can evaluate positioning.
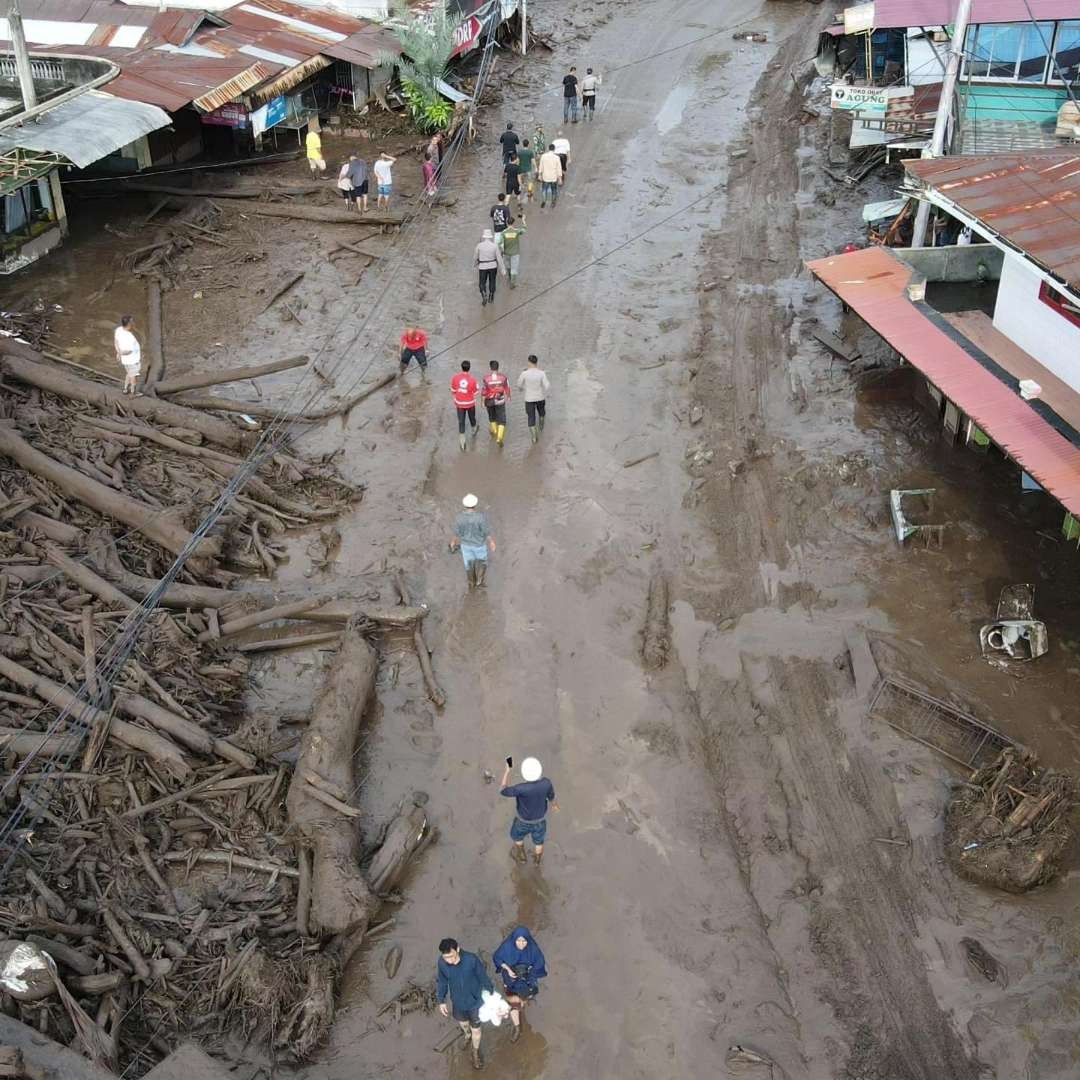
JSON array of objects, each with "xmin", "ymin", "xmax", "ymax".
[
  {"xmin": 496, "ymin": 424, "xmax": 506, "ymax": 445},
  {"xmin": 489, "ymin": 421, "xmax": 497, "ymax": 438}
]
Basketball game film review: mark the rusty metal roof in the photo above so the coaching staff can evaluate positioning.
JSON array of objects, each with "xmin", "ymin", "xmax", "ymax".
[
  {"xmin": 5, "ymin": 0, "xmax": 396, "ymax": 113},
  {"xmin": 906, "ymin": 153, "xmax": 1080, "ymax": 290},
  {"xmin": 865, "ymin": 1, "xmax": 1080, "ymax": 28},
  {"xmin": 807, "ymin": 246, "xmax": 1080, "ymax": 515}
]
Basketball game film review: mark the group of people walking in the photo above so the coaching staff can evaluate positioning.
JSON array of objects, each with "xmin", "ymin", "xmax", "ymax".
[
  {"xmin": 473, "ymin": 65, "xmax": 599, "ymax": 306},
  {"xmin": 447, "ymin": 354, "xmax": 550, "ymax": 454},
  {"xmin": 436, "ymin": 756, "xmax": 558, "ymax": 1069}
]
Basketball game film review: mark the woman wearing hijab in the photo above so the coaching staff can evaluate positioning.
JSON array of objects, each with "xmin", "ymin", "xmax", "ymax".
[{"xmin": 492, "ymin": 926, "xmax": 547, "ymax": 1042}]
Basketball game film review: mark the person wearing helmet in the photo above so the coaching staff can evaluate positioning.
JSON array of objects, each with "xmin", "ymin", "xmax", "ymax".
[
  {"xmin": 449, "ymin": 493, "xmax": 495, "ymax": 588},
  {"xmin": 499, "ymin": 757, "xmax": 558, "ymax": 864}
]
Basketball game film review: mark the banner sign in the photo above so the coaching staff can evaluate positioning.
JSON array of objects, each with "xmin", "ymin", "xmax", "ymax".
[{"xmin": 830, "ymin": 83, "xmax": 887, "ymax": 114}]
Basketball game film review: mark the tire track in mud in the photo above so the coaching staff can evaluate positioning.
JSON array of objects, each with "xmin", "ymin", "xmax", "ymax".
[{"xmin": 683, "ymin": 15, "xmax": 984, "ymax": 1080}]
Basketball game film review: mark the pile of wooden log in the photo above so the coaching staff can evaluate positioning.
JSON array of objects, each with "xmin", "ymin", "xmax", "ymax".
[
  {"xmin": 945, "ymin": 747, "xmax": 1076, "ymax": 893},
  {"xmin": 0, "ymin": 343, "xmax": 437, "ymax": 1075}
]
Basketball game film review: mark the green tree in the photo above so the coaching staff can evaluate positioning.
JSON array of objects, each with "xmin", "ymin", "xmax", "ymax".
[{"xmin": 379, "ymin": 0, "xmax": 463, "ymax": 132}]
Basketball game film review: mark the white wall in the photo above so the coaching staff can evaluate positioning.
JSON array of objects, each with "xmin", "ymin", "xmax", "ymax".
[
  {"xmin": 905, "ymin": 33, "xmax": 946, "ymax": 86},
  {"xmin": 993, "ymin": 253, "xmax": 1080, "ymax": 391}
]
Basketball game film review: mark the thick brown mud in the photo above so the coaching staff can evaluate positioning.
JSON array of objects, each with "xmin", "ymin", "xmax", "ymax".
[{"xmin": 7, "ymin": 0, "xmax": 1080, "ymax": 1077}]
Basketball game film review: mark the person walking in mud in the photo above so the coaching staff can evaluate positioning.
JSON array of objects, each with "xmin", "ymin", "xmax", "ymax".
[
  {"xmin": 517, "ymin": 354, "xmax": 550, "ymax": 443},
  {"xmin": 562, "ymin": 66, "xmax": 579, "ymax": 122},
  {"xmin": 114, "ymin": 314, "xmax": 141, "ymax": 395},
  {"xmin": 516, "ymin": 139, "xmax": 536, "ymax": 201},
  {"xmin": 537, "ymin": 143, "xmax": 563, "ymax": 209},
  {"xmin": 345, "ymin": 154, "xmax": 369, "ymax": 212},
  {"xmin": 437, "ymin": 937, "xmax": 494, "ymax": 1070},
  {"xmin": 580, "ymin": 67, "xmax": 601, "ymax": 119},
  {"xmin": 552, "ymin": 131, "xmax": 571, "ymax": 181},
  {"xmin": 493, "ymin": 926, "xmax": 547, "ymax": 1042},
  {"xmin": 451, "ymin": 360, "xmax": 479, "ymax": 450},
  {"xmin": 499, "ymin": 121, "xmax": 520, "ymax": 165},
  {"xmin": 501, "ymin": 217, "xmax": 526, "ymax": 289},
  {"xmin": 449, "ymin": 493, "xmax": 495, "ymax": 587},
  {"xmin": 373, "ymin": 151, "xmax": 396, "ymax": 211},
  {"xmin": 399, "ymin": 326, "xmax": 428, "ymax": 380},
  {"xmin": 304, "ymin": 124, "xmax": 325, "ymax": 176},
  {"xmin": 490, "ymin": 192, "xmax": 515, "ymax": 249},
  {"xmin": 483, "ymin": 360, "xmax": 511, "ymax": 445},
  {"xmin": 474, "ymin": 229, "xmax": 505, "ymax": 307},
  {"xmin": 500, "ymin": 756, "xmax": 558, "ymax": 864}
]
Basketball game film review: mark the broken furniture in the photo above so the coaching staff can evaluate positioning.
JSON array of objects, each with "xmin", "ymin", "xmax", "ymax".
[
  {"xmin": 979, "ymin": 583, "xmax": 1048, "ymax": 661},
  {"xmin": 890, "ymin": 488, "xmax": 945, "ymax": 547}
]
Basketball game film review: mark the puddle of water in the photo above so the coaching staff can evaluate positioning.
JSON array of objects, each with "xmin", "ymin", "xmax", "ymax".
[{"xmin": 656, "ymin": 82, "xmax": 694, "ymax": 135}]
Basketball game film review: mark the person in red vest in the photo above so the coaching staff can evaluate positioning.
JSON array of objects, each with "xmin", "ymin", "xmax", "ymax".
[
  {"xmin": 482, "ymin": 360, "xmax": 511, "ymax": 446},
  {"xmin": 450, "ymin": 360, "xmax": 479, "ymax": 451},
  {"xmin": 399, "ymin": 327, "xmax": 428, "ymax": 380}
]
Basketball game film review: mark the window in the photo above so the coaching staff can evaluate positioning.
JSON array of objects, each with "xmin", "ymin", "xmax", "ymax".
[
  {"xmin": 963, "ymin": 22, "xmax": 1053, "ymax": 82},
  {"xmin": 1039, "ymin": 280, "xmax": 1080, "ymax": 330},
  {"xmin": 1050, "ymin": 20, "xmax": 1080, "ymax": 85}
]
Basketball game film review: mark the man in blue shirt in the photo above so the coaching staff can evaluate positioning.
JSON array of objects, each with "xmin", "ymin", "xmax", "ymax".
[
  {"xmin": 500, "ymin": 757, "xmax": 558, "ymax": 865},
  {"xmin": 437, "ymin": 937, "xmax": 493, "ymax": 1070}
]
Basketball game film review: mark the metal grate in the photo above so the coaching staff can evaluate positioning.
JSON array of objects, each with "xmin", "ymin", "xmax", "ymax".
[{"xmin": 868, "ymin": 676, "xmax": 1017, "ymax": 770}]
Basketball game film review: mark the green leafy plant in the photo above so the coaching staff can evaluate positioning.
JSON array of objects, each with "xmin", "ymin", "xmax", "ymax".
[{"xmin": 379, "ymin": 0, "xmax": 463, "ymax": 133}]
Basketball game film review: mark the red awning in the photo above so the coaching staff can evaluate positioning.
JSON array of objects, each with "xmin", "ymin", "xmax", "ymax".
[{"xmin": 806, "ymin": 246, "xmax": 1080, "ymax": 514}]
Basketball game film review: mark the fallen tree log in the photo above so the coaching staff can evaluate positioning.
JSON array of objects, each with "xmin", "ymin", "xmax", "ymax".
[
  {"xmin": 116, "ymin": 182, "xmax": 325, "ymax": 199},
  {"xmin": 175, "ymin": 372, "xmax": 396, "ymax": 422},
  {"xmin": 0, "ymin": 427, "xmax": 220, "ymax": 565},
  {"xmin": 285, "ymin": 617, "xmax": 378, "ymax": 960},
  {"xmin": 244, "ymin": 204, "xmax": 403, "ymax": 227},
  {"xmin": 0, "ymin": 653, "xmax": 191, "ymax": 778},
  {"xmin": 144, "ymin": 277, "xmax": 165, "ymax": 393},
  {"xmin": 156, "ymin": 355, "xmax": 308, "ymax": 396},
  {"xmin": 0, "ymin": 350, "xmax": 257, "ymax": 452}
]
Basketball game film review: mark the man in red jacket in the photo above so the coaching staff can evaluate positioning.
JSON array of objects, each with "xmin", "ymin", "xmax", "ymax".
[
  {"xmin": 450, "ymin": 360, "xmax": 479, "ymax": 451},
  {"xmin": 482, "ymin": 360, "xmax": 511, "ymax": 446},
  {"xmin": 399, "ymin": 327, "xmax": 428, "ymax": 380}
]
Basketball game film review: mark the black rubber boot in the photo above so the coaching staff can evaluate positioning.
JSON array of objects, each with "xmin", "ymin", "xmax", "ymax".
[{"xmin": 474, "ymin": 561, "xmax": 486, "ymax": 587}]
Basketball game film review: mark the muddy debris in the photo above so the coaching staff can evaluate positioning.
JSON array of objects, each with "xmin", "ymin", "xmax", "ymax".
[
  {"xmin": 641, "ymin": 572, "xmax": 671, "ymax": 670},
  {"xmin": 945, "ymin": 748, "xmax": 1076, "ymax": 893}
]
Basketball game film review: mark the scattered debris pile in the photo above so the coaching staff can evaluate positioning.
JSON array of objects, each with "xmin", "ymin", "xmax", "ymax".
[
  {"xmin": 0, "ymin": 345, "xmax": 437, "ymax": 1075},
  {"xmin": 945, "ymin": 748, "xmax": 1076, "ymax": 893}
]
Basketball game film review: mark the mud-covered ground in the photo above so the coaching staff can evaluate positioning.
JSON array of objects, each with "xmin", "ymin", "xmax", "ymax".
[{"xmin": 8, "ymin": 0, "xmax": 1080, "ymax": 1077}]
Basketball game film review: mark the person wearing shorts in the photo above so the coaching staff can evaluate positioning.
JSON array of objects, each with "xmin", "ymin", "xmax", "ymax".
[
  {"xmin": 437, "ymin": 938, "xmax": 494, "ymax": 1070},
  {"xmin": 450, "ymin": 492, "xmax": 495, "ymax": 587},
  {"xmin": 399, "ymin": 327, "xmax": 428, "ymax": 380},
  {"xmin": 373, "ymin": 152, "xmax": 396, "ymax": 210},
  {"xmin": 346, "ymin": 155, "xmax": 369, "ymax": 212},
  {"xmin": 114, "ymin": 315, "xmax": 141, "ymax": 394},
  {"xmin": 503, "ymin": 153, "xmax": 522, "ymax": 213},
  {"xmin": 500, "ymin": 756, "xmax": 558, "ymax": 864}
]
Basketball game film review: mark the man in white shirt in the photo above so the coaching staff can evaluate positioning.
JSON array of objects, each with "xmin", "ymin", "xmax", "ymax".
[
  {"xmin": 373, "ymin": 152, "xmax": 396, "ymax": 211},
  {"xmin": 516, "ymin": 353, "xmax": 550, "ymax": 444},
  {"xmin": 537, "ymin": 144, "xmax": 563, "ymax": 210},
  {"xmin": 114, "ymin": 314, "xmax": 141, "ymax": 395},
  {"xmin": 580, "ymin": 68, "xmax": 601, "ymax": 119}
]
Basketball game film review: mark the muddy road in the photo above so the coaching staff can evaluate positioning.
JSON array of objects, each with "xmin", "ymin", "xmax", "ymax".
[
  {"xmin": 19, "ymin": 0, "xmax": 1079, "ymax": 1074},
  {"xmin": 274, "ymin": 0, "xmax": 1080, "ymax": 1078}
]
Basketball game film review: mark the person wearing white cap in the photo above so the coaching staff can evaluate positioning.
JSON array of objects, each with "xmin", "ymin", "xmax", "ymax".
[
  {"xmin": 449, "ymin": 493, "xmax": 495, "ymax": 588},
  {"xmin": 500, "ymin": 756, "xmax": 558, "ymax": 865}
]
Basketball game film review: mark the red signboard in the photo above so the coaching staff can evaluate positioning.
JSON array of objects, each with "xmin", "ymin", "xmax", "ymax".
[
  {"xmin": 201, "ymin": 103, "xmax": 248, "ymax": 128},
  {"xmin": 451, "ymin": 13, "xmax": 483, "ymax": 56}
]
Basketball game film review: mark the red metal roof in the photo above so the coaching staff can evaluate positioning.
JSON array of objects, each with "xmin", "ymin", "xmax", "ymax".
[
  {"xmin": 807, "ymin": 246, "xmax": 1080, "ymax": 514},
  {"xmin": 867, "ymin": 1, "xmax": 1080, "ymax": 28},
  {"xmin": 905, "ymin": 154, "xmax": 1080, "ymax": 290}
]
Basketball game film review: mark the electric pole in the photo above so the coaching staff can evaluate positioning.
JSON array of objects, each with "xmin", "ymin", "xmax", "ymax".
[
  {"xmin": 911, "ymin": 0, "xmax": 971, "ymax": 247},
  {"xmin": 7, "ymin": 0, "xmax": 38, "ymax": 111}
]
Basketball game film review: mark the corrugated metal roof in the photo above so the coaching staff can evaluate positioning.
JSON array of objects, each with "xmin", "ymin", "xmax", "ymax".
[
  {"xmin": 0, "ymin": 88, "xmax": 168, "ymax": 166},
  {"xmin": 864, "ymin": 1, "xmax": 1080, "ymax": 28},
  {"xmin": 192, "ymin": 60, "xmax": 278, "ymax": 111},
  {"xmin": 905, "ymin": 153, "xmax": 1080, "ymax": 289},
  {"xmin": 807, "ymin": 246, "xmax": 1080, "ymax": 514},
  {"xmin": 3, "ymin": 0, "xmax": 396, "ymax": 113}
]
